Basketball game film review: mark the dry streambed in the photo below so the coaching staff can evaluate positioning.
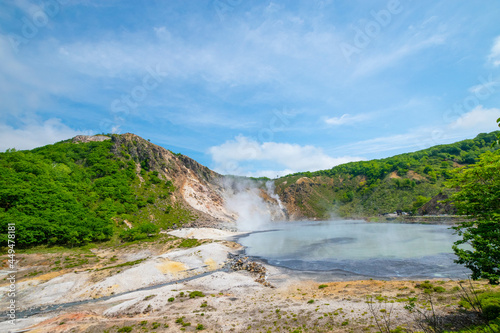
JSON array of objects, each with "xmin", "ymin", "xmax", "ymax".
[{"xmin": 1, "ymin": 228, "xmax": 498, "ymax": 332}]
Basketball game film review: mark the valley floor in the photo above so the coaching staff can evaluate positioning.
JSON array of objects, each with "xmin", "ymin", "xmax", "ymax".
[{"xmin": 0, "ymin": 227, "xmax": 496, "ymax": 333}]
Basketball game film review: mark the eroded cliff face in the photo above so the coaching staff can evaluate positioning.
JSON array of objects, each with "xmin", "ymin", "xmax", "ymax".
[{"xmin": 108, "ymin": 133, "xmax": 235, "ymax": 225}]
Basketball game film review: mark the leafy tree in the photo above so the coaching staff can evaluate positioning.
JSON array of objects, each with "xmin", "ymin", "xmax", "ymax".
[
  {"xmin": 447, "ymin": 151, "xmax": 500, "ymax": 284},
  {"xmin": 493, "ymin": 117, "xmax": 500, "ymax": 147}
]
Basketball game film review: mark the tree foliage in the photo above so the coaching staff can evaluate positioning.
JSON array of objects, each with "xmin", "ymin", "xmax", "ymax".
[
  {"xmin": 119, "ymin": 222, "xmax": 160, "ymax": 242},
  {"xmin": 0, "ymin": 140, "xmax": 136, "ymax": 247},
  {"xmin": 447, "ymin": 151, "xmax": 500, "ymax": 284},
  {"xmin": 0, "ymin": 135, "xmax": 199, "ymax": 249}
]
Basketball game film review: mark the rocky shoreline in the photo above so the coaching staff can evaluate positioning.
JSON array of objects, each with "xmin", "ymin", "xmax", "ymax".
[
  {"xmin": 226, "ymin": 253, "xmax": 274, "ymax": 288},
  {"xmin": 366, "ymin": 215, "xmax": 470, "ymax": 225}
]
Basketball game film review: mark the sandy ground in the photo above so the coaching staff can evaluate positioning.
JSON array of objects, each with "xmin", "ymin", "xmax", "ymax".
[{"xmin": 0, "ymin": 228, "xmax": 496, "ymax": 333}]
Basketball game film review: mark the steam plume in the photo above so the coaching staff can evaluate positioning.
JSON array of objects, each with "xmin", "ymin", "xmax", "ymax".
[{"xmin": 223, "ymin": 178, "xmax": 286, "ymax": 231}]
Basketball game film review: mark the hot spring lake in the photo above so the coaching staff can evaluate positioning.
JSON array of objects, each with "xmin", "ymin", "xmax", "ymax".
[{"xmin": 237, "ymin": 220, "xmax": 470, "ymax": 279}]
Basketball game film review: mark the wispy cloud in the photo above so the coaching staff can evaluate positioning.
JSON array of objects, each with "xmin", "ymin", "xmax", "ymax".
[
  {"xmin": 489, "ymin": 36, "xmax": 500, "ymax": 67},
  {"xmin": 468, "ymin": 78, "xmax": 499, "ymax": 95},
  {"xmin": 329, "ymin": 130, "xmax": 437, "ymax": 156},
  {"xmin": 325, "ymin": 113, "xmax": 370, "ymax": 126},
  {"xmin": 351, "ymin": 32, "xmax": 448, "ymax": 78}
]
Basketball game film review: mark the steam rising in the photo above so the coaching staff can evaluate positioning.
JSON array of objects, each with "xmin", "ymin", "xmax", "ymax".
[
  {"xmin": 223, "ymin": 178, "xmax": 286, "ymax": 231},
  {"xmin": 265, "ymin": 180, "xmax": 286, "ymax": 212}
]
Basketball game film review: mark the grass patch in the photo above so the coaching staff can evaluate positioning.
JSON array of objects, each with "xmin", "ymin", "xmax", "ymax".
[
  {"xmin": 178, "ymin": 239, "xmax": 202, "ymax": 248},
  {"xmin": 96, "ymin": 258, "xmax": 146, "ymax": 271}
]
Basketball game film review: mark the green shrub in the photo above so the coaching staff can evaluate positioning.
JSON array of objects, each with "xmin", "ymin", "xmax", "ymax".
[
  {"xmin": 189, "ymin": 291, "xmax": 205, "ymax": 298},
  {"xmin": 433, "ymin": 286, "xmax": 446, "ymax": 293},
  {"xmin": 416, "ymin": 282, "xmax": 434, "ymax": 290},
  {"xmin": 459, "ymin": 291, "xmax": 500, "ymax": 321},
  {"xmin": 480, "ymin": 292, "xmax": 500, "ymax": 320}
]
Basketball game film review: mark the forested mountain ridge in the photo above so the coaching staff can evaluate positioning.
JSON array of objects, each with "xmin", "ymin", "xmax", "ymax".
[
  {"xmin": 275, "ymin": 131, "xmax": 500, "ymax": 219},
  {"xmin": 0, "ymin": 133, "xmax": 234, "ymax": 248},
  {"xmin": 1, "ymin": 131, "xmax": 499, "ymax": 248}
]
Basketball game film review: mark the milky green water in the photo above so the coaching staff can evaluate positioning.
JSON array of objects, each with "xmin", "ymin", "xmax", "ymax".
[{"xmin": 238, "ymin": 220, "xmax": 470, "ymax": 278}]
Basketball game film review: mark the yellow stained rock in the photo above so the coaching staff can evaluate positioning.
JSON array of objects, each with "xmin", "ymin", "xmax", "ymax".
[
  {"xmin": 204, "ymin": 258, "xmax": 217, "ymax": 270},
  {"xmin": 156, "ymin": 260, "xmax": 187, "ymax": 274}
]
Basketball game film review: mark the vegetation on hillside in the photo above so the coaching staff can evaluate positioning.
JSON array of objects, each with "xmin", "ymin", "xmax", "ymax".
[
  {"xmin": 0, "ymin": 137, "xmax": 194, "ymax": 248},
  {"xmin": 448, "ymin": 150, "xmax": 500, "ymax": 285},
  {"xmin": 276, "ymin": 132, "xmax": 500, "ymax": 218}
]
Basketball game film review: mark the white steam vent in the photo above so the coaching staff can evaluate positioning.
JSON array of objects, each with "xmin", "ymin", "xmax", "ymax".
[{"xmin": 223, "ymin": 178, "xmax": 287, "ymax": 231}]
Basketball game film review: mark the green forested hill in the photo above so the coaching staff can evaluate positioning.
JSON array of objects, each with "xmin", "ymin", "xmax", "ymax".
[
  {"xmin": 275, "ymin": 132, "xmax": 500, "ymax": 219},
  {"xmin": 2, "ymin": 131, "xmax": 499, "ymax": 248},
  {"xmin": 0, "ymin": 135, "xmax": 198, "ymax": 248}
]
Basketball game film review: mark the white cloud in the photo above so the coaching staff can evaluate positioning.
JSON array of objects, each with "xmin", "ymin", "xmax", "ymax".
[
  {"xmin": 208, "ymin": 135, "xmax": 365, "ymax": 177},
  {"xmin": 489, "ymin": 36, "xmax": 500, "ymax": 67},
  {"xmin": 449, "ymin": 106, "xmax": 500, "ymax": 132},
  {"xmin": 325, "ymin": 113, "xmax": 369, "ymax": 126},
  {"xmin": 0, "ymin": 119, "xmax": 86, "ymax": 151}
]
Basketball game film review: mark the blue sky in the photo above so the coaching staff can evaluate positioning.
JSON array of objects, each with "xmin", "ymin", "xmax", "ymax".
[{"xmin": 1, "ymin": 0, "xmax": 500, "ymax": 178}]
